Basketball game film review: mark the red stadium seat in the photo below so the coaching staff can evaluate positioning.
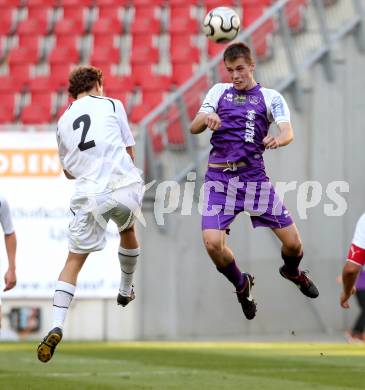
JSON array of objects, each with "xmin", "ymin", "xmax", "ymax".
[
  {"xmin": 168, "ymin": 0, "xmax": 197, "ymax": 5},
  {"xmin": 130, "ymin": 7, "xmax": 161, "ymax": 35},
  {"xmin": 0, "ymin": 0, "xmax": 21, "ymax": 6},
  {"xmin": 132, "ymin": 34, "xmax": 154, "ymax": 49},
  {"xmin": 103, "ymin": 74, "xmax": 134, "ymax": 92},
  {"xmin": 130, "ymin": 64, "xmax": 154, "ymax": 86},
  {"xmin": 20, "ymin": 106, "xmax": 53, "ymax": 124},
  {"xmin": 17, "ymin": 35, "xmax": 41, "ymax": 52},
  {"xmin": 90, "ymin": 47, "xmax": 120, "ymax": 65},
  {"xmin": 25, "ymin": 0, "xmax": 57, "ymax": 6},
  {"xmin": 91, "ymin": 18, "xmax": 123, "ymax": 37},
  {"xmin": 169, "ymin": 4, "xmax": 193, "ymax": 18},
  {"xmin": 0, "ymin": 92, "xmax": 16, "ymax": 123},
  {"xmin": 8, "ymin": 64, "xmax": 31, "ymax": 86},
  {"xmin": 97, "ymin": 3, "xmax": 124, "ymax": 19},
  {"xmin": 285, "ymin": 0, "xmax": 306, "ymax": 33},
  {"xmin": 170, "ymin": 34, "xmax": 199, "ymax": 69},
  {"xmin": 17, "ymin": 18, "xmax": 49, "ymax": 36},
  {"xmin": 130, "ymin": 103, "xmax": 153, "ymax": 123},
  {"xmin": 89, "ymin": 48, "xmax": 120, "ymax": 77},
  {"xmin": 170, "ymin": 45, "xmax": 200, "ymax": 64},
  {"xmin": 0, "ymin": 7, "xmax": 17, "ymax": 35},
  {"xmin": 49, "ymin": 64, "xmax": 73, "ymax": 89},
  {"xmin": 91, "ymin": 18, "xmax": 123, "ymax": 49},
  {"xmin": 60, "ymin": 4, "xmax": 92, "ymax": 33},
  {"xmin": 62, "ymin": 4, "xmax": 89, "ymax": 19},
  {"xmin": 59, "ymin": 0, "xmax": 93, "ymax": 6},
  {"xmin": 26, "ymin": 6, "xmax": 53, "ymax": 25},
  {"xmin": 170, "ymin": 32, "xmax": 195, "ymax": 51},
  {"xmin": 103, "ymin": 75, "xmax": 133, "ymax": 104},
  {"xmin": 8, "ymin": 47, "xmax": 38, "ymax": 66},
  {"xmin": 104, "ymin": 90, "xmax": 128, "ymax": 106},
  {"xmin": 142, "ymin": 90, "xmax": 165, "ymax": 108},
  {"xmin": 133, "ymin": 5, "xmax": 159, "ymax": 19},
  {"xmin": 242, "ymin": 3, "xmax": 265, "ymax": 27},
  {"xmin": 131, "ymin": 46, "xmax": 159, "ymax": 65},
  {"xmin": 168, "ymin": 4, "xmax": 199, "ymax": 35},
  {"xmin": 171, "ymin": 63, "xmax": 195, "ymax": 85},
  {"xmin": 54, "ymin": 18, "xmax": 86, "ymax": 36},
  {"xmin": 20, "ymin": 92, "xmax": 54, "ymax": 124},
  {"xmin": 168, "ymin": 16, "xmax": 198, "ymax": 34},
  {"xmin": 95, "ymin": 0, "xmax": 128, "ymax": 6},
  {"xmin": 130, "ymin": 20, "xmax": 161, "ymax": 36},
  {"xmin": 28, "ymin": 77, "xmax": 60, "ymax": 93},
  {"xmin": 138, "ymin": 75, "xmax": 172, "ymax": 91},
  {"xmin": 92, "ymin": 34, "xmax": 116, "ymax": 49},
  {"xmin": 49, "ymin": 46, "xmax": 79, "ymax": 65},
  {"xmin": 252, "ymin": 30, "xmax": 273, "ymax": 60},
  {"xmin": 54, "ymin": 35, "xmax": 79, "ymax": 51},
  {"xmin": 132, "ymin": 0, "xmax": 164, "ymax": 6},
  {"xmin": 242, "ymin": 3, "xmax": 275, "ymax": 60},
  {"xmin": 167, "ymin": 107, "xmax": 185, "ymax": 147},
  {"xmin": 0, "ymin": 76, "xmax": 23, "ymax": 93}
]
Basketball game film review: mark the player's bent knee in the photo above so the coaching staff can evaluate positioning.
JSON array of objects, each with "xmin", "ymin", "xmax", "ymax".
[
  {"xmin": 283, "ymin": 239, "xmax": 302, "ymax": 256},
  {"xmin": 204, "ymin": 239, "xmax": 224, "ymax": 256}
]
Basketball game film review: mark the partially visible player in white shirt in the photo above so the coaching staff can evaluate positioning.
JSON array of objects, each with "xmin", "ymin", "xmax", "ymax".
[
  {"xmin": 0, "ymin": 195, "xmax": 17, "ymax": 328},
  {"xmin": 38, "ymin": 66, "xmax": 143, "ymax": 363},
  {"xmin": 340, "ymin": 213, "xmax": 365, "ymax": 308}
]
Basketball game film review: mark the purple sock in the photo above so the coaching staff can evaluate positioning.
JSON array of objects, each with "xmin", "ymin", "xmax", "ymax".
[
  {"xmin": 281, "ymin": 251, "xmax": 303, "ymax": 277},
  {"xmin": 217, "ymin": 259, "xmax": 244, "ymax": 290}
]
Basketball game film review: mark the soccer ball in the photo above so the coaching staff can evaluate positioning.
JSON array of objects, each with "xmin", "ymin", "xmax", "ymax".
[{"xmin": 203, "ymin": 7, "xmax": 240, "ymax": 43}]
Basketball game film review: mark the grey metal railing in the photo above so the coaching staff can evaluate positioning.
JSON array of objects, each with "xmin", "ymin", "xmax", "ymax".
[{"xmin": 136, "ymin": 0, "xmax": 364, "ymax": 185}]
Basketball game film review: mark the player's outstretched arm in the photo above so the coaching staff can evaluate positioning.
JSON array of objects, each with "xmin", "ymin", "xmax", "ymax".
[
  {"xmin": 263, "ymin": 122, "xmax": 294, "ymax": 149},
  {"xmin": 190, "ymin": 112, "xmax": 221, "ymax": 134},
  {"xmin": 340, "ymin": 261, "xmax": 361, "ymax": 308},
  {"xmin": 3, "ymin": 232, "xmax": 16, "ymax": 292},
  {"xmin": 190, "ymin": 113, "xmax": 209, "ymax": 134}
]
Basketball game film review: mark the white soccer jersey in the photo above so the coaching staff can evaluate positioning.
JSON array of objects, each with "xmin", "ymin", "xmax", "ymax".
[
  {"xmin": 353, "ymin": 213, "xmax": 365, "ymax": 249},
  {"xmin": 57, "ymin": 95, "xmax": 142, "ymax": 194},
  {"xmin": 0, "ymin": 195, "xmax": 14, "ymax": 235},
  {"xmin": 198, "ymin": 83, "xmax": 291, "ymax": 125}
]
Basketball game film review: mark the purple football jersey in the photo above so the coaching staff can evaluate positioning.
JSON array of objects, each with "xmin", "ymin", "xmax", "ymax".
[{"xmin": 199, "ymin": 83, "xmax": 290, "ymax": 168}]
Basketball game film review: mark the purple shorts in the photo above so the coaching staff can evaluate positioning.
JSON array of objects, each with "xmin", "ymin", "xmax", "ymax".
[{"xmin": 201, "ymin": 167, "xmax": 293, "ymax": 232}]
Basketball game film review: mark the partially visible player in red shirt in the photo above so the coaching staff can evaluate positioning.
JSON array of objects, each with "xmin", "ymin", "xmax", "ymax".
[{"xmin": 340, "ymin": 213, "xmax": 365, "ymax": 308}]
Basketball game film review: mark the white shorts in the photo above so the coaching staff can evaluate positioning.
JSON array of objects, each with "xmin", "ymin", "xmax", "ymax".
[{"xmin": 68, "ymin": 182, "xmax": 143, "ymax": 253}]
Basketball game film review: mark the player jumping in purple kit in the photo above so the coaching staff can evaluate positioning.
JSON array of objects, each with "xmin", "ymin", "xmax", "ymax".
[{"xmin": 190, "ymin": 42, "xmax": 318, "ymax": 320}]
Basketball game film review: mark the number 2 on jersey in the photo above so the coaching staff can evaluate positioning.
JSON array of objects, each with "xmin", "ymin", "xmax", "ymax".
[{"xmin": 73, "ymin": 114, "xmax": 96, "ymax": 151}]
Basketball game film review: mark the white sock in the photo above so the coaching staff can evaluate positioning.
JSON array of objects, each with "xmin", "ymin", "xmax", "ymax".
[
  {"xmin": 118, "ymin": 247, "xmax": 140, "ymax": 296},
  {"xmin": 52, "ymin": 280, "xmax": 75, "ymax": 330}
]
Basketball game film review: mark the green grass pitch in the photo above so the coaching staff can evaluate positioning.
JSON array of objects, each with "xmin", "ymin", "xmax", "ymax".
[{"xmin": 1, "ymin": 342, "xmax": 365, "ymax": 389}]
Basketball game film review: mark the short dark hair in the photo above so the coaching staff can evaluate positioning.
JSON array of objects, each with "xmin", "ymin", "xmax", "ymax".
[
  {"xmin": 223, "ymin": 42, "xmax": 254, "ymax": 65},
  {"xmin": 68, "ymin": 66, "xmax": 103, "ymax": 99}
]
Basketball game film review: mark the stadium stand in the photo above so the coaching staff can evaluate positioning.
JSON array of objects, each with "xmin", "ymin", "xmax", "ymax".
[{"xmin": 0, "ymin": 0, "xmax": 331, "ymax": 126}]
